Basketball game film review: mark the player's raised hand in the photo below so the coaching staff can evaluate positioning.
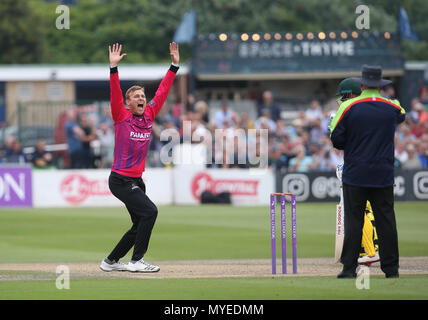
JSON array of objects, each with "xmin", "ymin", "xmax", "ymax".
[
  {"xmin": 109, "ymin": 43, "xmax": 127, "ymax": 67},
  {"xmin": 170, "ymin": 42, "xmax": 179, "ymax": 65}
]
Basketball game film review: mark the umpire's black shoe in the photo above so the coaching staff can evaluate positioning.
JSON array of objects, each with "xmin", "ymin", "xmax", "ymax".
[
  {"xmin": 385, "ymin": 273, "xmax": 399, "ymax": 279},
  {"xmin": 337, "ymin": 271, "xmax": 357, "ymax": 278}
]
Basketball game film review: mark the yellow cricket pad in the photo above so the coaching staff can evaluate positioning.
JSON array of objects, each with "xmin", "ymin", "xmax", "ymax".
[{"xmin": 361, "ymin": 201, "xmax": 376, "ymax": 257}]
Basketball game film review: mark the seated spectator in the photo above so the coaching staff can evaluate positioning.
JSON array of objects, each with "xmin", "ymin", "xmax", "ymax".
[
  {"xmin": 3, "ymin": 135, "xmax": 16, "ymax": 154},
  {"xmin": 396, "ymin": 121, "xmax": 415, "ymax": 144},
  {"xmin": 257, "ymin": 90, "xmax": 281, "ymax": 121},
  {"xmin": 275, "ymin": 141, "xmax": 291, "ymax": 172},
  {"xmin": 172, "ymin": 98, "xmax": 185, "ymax": 125},
  {"xmin": 410, "ymin": 98, "xmax": 428, "ymax": 124},
  {"xmin": 394, "ymin": 142, "xmax": 408, "ymax": 167},
  {"xmin": 298, "ymin": 131, "xmax": 311, "ymax": 156},
  {"xmin": 422, "ymin": 122, "xmax": 428, "ymax": 140},
  {"xmin": 416, "ymin": 141, "xmax": 428, "ymax": 169},
  {"xmin": 178, "ymin": 111, "xmax": 194, "ymax": 137},
  {"xmin": 409, "ymin": 120, "xmax": 424, "ymax": 139},
  {"xmin": 3, "ymin": 139, "xmax": 27, "ymax": 164},
  {"xmin": 296, "ymin": 110, "xmax": 309, "ymax": 128},
  {"xmin": 100, "ymin": 105, "xmax": 113, "ymax": 127},
  {"xmin": 186, "ymin": 93, "xmax": 196, "ymax": 112},
  {"xmin": 193, "ymin": 100, "xmax": 209, "ymax": 125},
  {"xmin": 269, "ymin": 135, "xmax": 293, "ymax": 173},
  {"xmin": 326, "ymin": 148, "xmax": 343, "ymax": 170},
  {"xmin": 191, "ymin": 113, "xmax": 210, "ymax": 142},
  {"xmin": 275, "ymin": 119, "xmax": 287, "ymax": 137},
  {"xmin": 230, "ymin": 112, "xmax": 240, "ymax": 129},
  {"xmin": 307, "ymin": 143, "xmax": 329, "ymax": 171},
  {"xmin": 31, "ymin": 139, "xmax": 53, "ymax": 168},
  {"xmin": 309, "ymin": 118, "xmax": 324, "ymax": 144},
  {"xmin": 321, "ymin": 107, "xmax": 333, "ymax": 134},
  {"xmin": 268, "ymin": 135, "xmax": 281, "ymax": 168},
  {"xmin": 238, "ymin": 112, "xmax": 254, "ymax": 131},
  {"xmin": 148, "ymin": 121, "xmax": 163, "ymax": 168},
  {"xmin": 96, "ymin": 122, "xmax": 114, "ymax": 168},
  {"xmin": 402, "ymin": 144, "xmax": 422, "ymax": 170},
  {"xmin": 418, "ymin": 85, "xmax": 428, "ymax": 106},
  {"xmin": 160, "ymin": 114, "xmax": 178, "ymax": 133},
  {"xmin": 291, "ymin": 118, "xmax": 306, "ymax": 137},
  {"xmin": 154, "ymin": 101, "xmax": 170, "ymax": 126},
  {"xmin": 214, "ymin": 101, "xmax": 234, "ymax": 129},
  {"xmin": 254, "ymin": 109, "xmax": 276, "ymax": 133},
  {"xmin": 288, "ymin": 144, "xmax": 312, "ymax": 172},
  {"xmin": 305, "ymin": 99, "xmax": 323, "ymax": 124}
]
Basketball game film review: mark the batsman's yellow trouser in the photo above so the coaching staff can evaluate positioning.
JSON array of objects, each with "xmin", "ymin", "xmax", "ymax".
[{"xmin": 360, "ymin": 201, "xmax": 379, "ymax": 257}]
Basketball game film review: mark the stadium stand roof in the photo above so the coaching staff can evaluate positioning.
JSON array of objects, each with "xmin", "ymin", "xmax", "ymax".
[{"xmin": 0, "ymin": 64, "xmax": 189, "ymax": 81}]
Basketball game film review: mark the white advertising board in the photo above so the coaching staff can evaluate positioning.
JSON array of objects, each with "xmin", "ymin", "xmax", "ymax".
[
  {"xmin": 33, "ymin": 169, "xmax": 173, "ymax": 207},
  {"xmin": 173, "ymin": 168, "xmax": 274, "ymax": 205}
]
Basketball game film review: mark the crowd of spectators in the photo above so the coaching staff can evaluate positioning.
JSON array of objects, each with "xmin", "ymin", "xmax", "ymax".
[
  {"xmin": 143, "ymin": 87, "xmax": 428, "ymax": 172},
  {"xmin": 0, "ymin": 136, "xmax": 54, "ymax": 168},
  {"xmin": 394, "ymin": 90, "xmax": 428, "ymax": 170},
  {"xmin": 1, "ymin": 86, "xmax": 428, "ymax": 172},
  {"xmin": 62, "ymin": 107, "xmax": 110, "ymax": 169}
]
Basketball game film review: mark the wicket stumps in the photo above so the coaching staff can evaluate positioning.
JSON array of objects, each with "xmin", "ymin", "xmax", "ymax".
[{"xmin": 270, "ymin": 193, "xmax": 297, "ymax": 274}]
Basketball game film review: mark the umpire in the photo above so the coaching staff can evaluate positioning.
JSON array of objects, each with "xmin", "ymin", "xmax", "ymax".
[{"xmin": 330, "ymin": 65, "xmax": 406, "ymax": 278}]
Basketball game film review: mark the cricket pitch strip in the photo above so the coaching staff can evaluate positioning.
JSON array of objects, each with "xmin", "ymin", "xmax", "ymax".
[{"xmin": 1, "ymin": 257, "xmax": 428, "ymax": 281}]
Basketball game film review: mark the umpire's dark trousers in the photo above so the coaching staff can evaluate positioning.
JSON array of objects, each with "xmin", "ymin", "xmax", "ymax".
[
  {"xmin": 341, "ymin": 183, "xmax": 399, "ymax": 275},
  {"xmin": 107, "ymin": 171, "xmax": 158, "ymax": 262}
]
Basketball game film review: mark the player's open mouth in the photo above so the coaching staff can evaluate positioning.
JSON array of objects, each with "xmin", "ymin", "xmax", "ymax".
[{"xmin": 137, "ymin": 104, "xmax": 144, "ymax": 108}]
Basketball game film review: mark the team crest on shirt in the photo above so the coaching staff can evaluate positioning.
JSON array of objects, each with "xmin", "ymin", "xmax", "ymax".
[
  {"xmin": 148, "ymin": 100, "xmax": 155, "ymax": 108},
  {"xmin": 130, "ymin": 131, "xmax": 151, "ymax": 141}
]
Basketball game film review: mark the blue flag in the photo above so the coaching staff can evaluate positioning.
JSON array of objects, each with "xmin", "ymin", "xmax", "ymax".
[
  {"xmin": 398, "ymin": 7, "xmax": 419, "ymax": 41},
  {"xmin": 173, "ymin": 9, "xmax": 196, "ymax": 44}
]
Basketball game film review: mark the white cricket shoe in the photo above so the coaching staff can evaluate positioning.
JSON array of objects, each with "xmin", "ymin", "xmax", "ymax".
[
  {"xmin": 99, "ymin": 259, "xmax": 128, "ymax": 272},
  {"xmin": 358, "ymin": 252, "xmax": 380, "ymax": 266},
  {"xmin": 127, "ymin": 259, "xmax": 160, "ymax": 273}
]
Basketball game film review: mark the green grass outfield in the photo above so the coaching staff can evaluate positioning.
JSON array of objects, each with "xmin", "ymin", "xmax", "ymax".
[
  {"xmin": 0, "ymin": 202, "xmax": 427, "ymax": 300},
  {"xmin": 1, "ymin": 276, "xmax": 427, "ymax": 300}
]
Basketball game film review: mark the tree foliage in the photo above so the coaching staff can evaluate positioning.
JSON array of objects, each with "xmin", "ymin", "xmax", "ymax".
[
  {"xmin": 0, "ymin": 0, "xmax": 427, "ymax": 64},
  {"xmin": 0, "ymin": 0, "xmax": 46, "ymax": 63}
]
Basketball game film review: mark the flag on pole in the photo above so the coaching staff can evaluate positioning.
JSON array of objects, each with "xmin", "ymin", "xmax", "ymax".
[
  {"xmin": 173, "ymin": 9, "xmax": 196, "ymax": 44},
  {"xmin": 398, "ymin": 7, "xmax": 419, "ymax": 41}
]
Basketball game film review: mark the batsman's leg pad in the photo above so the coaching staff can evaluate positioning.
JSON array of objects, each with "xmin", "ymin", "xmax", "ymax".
[{"xmin": 361, "ymin": 202, "xmax": 376, "ymax": 257}]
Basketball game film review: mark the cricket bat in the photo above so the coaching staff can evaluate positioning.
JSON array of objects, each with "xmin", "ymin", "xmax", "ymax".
[
  {"xmin": 334, "ymin": 164, "xmax": 345, "ymax": 263},
  {"xmin": 335, "ymin": 202, "xmax": 344, "ymax": 263}
]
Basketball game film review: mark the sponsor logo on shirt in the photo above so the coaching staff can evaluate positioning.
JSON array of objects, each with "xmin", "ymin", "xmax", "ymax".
[{"xmin": 130, "ymin": 131, "xmax": 151, "ymax": 141}]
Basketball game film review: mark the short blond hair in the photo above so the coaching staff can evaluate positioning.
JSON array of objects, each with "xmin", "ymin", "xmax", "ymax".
[
  {"xmin": 125, "ymin": 85, "xmax": 145, "ymax": 100},
  {"xmin": 194, "ymin": 100, "xmax": 208, "ymax": 113}
]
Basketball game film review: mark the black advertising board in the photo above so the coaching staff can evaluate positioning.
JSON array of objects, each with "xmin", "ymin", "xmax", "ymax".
[{"xmin": 276, "ymin": 170, "xmax": 428, "ymax": 202}]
